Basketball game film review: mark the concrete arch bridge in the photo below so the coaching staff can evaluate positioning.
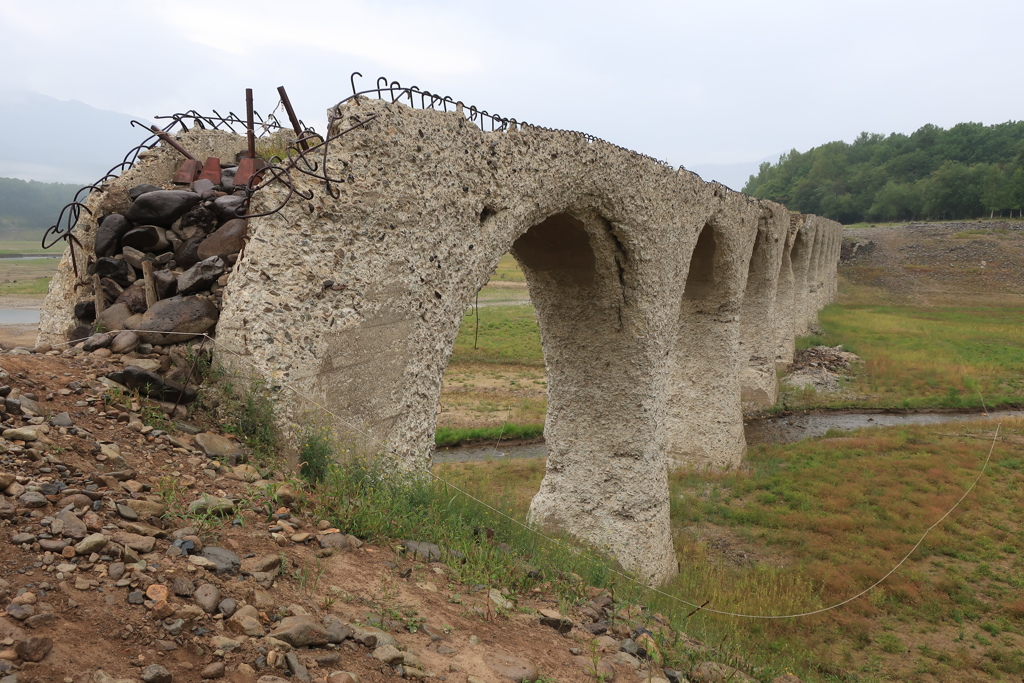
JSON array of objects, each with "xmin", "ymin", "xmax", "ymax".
[
  {"xmin": 41, "ymin": 95, "xmax": 841, "ymax": 583},
  {"xmin": 219, "ymin": 97, "xmax": 841, "ymax": 583}
]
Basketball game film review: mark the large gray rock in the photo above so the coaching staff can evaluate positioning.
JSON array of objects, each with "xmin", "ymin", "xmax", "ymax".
[
  {"xmin": 188, "ymin": 494, "xmax": 234, "ymax": 516},
  {"xmin": 210, "ymin": 195, "xmax": 246, "ymax": 221},
  {"xmin": 50, "ymin": 412, "xmax": 74, "ymax": 427},
  {"xmin": 75, "ymin": 533, "xmax": 109, "ymax": 555},
  {"xmin": 56, "ymin": 510, "xmax": 88, "ymax": 540},
  {"xmin": 193, "ymin": 583, "xmax": 222, "ymax": 613},
  {"xmin": 124, "ymin": 499, "xmax": 167, "ymax": 519},
  {"xmin": 198, "ymin": 219, "xmax": 247, "ymax": 259},
  {"xmin": 323, "ymin": 615, "xmax": 353, "ymax": 644},
  {"xmin": 486, "ymin": 653, "xmax": 539, "ymax": 682},
  {"xmin": 152, "ymin": 269, "xmax": 178, "ymax": 299},
  {"xmin": 109, "ymin": 331, "xmax": 140, "ymax": 354},
  {"xmin": 98, "ymin": 277, "xmax": 125, "ymax": 305},
  {"xmin": 177, "ymin": 256, "xmax": 225, "ymax": 295},
  {"xmin": 268, "ymin": 615, "xmax": 330, "ymax": 648},
  {"xmin": 193, "ymin": 432, "xmax": 242, "ymax": 459},
  {"xmin": 106, "ymin": 365, "xmax": 197, "ymax": 404},
  {"xmin": 15, "ymin": 636, "xmax": 53, "ymax": 662},
  {"xmin": 114, "ymin": 280, "xmax": 149, "ymax": 314},
  {"xmin": 93, "ymin": 670, "xmax": 139, "ymax": 683},
  {"xmin": 128, "ymin": 184, "xmax": 163, "ymax": 200},
  {"xmin": 241, "ymin": 554, "xmax": 281, "ymax": 574},
  {"xmin": 82, "ymin": 333, "xmax": 114, "ymax": 352},
  {"xmin": 174, "ymin": 236, "xmax": 204, "ymax": 270},
  {"xmin": 95, "ymin": 214, "xmax": 132, "ymax": 258},
  {"xmin": 121, "ymin": 225, "xmax": 171, "ymax": 253},
  {"xmin": 127, "ymin": 295, "xmax": 218, "ymax": 345},
  {"xmin": 96, "ymin": 303, "xmax": 133, "ymax": 333},
  {"xmin": 227, "ymin": 607, "xmax": 265, "ymax": 636},
  {"xmin": 176, "ymin": 204, "xmax": 219, "ymax": 237},
  {"xmin": 126, "ymin": 190, "xmax": 201, "ymax": 227},
  {"xmin": 140, "ymin": 664, "xmax": 173, "ymax": 683},
  {"xmin": 199, "ymin": 547, "xmax": 240, "ymax": 574},
  {"xmin": 18, "ymin": 491, "xmax": 47, "ymax": 508},
  {"xmin": 120, "ymin": 246, "xmax": 148, "ymax": 271},
  {"xmin": 94, "ymin": 257, "xmax": 134, "ymax": 288}
]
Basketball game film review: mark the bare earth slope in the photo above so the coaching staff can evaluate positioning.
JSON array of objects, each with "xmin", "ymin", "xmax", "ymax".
[
  {"xmin": 841, "ymin": 220, "xmax": 1024, "ymax": 304},
  {"xmin": 0, "ymin": 349, "xmax": 747, "ymax": 683}
]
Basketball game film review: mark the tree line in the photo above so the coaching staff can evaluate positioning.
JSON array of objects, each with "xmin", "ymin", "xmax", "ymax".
[
  {"xmin": 0, "ymin": 177, "xmax": 80, "ymax": 236},
  {"xmin": 743, "ymin": 121, "xmax": 1024, "ymax": 224}
]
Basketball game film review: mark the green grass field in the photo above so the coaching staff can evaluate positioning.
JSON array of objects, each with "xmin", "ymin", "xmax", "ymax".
[
  {"xmin": 783, "ymin": 304, "xmax": 1024, "ymax": 411},
  {"xmin": 451, "ymin": 303, "xmax": 543, "ymax": 367},
  {"xmin": 0, "ymin": 238, "xmax": 55, "ymax": 255},
  {"xmin": 0, "ymin": 255, "xmax": 60, "ymax": 296},
  {"xmin": 440, "ymin": 273, "xmax": 1024, "ymax": 443},
  {"xmin": 0, "ymin": 278, "xmax": 50, "ymax": 296},
  {"xmin": 490, "ymin": 252, "xmax": 527, "ymax": 282},
  {"xmin": 430, "ymin": 242, "xmax": 1024, "ymax": 679},
  {"xmin": 436, "ymin": 417, "xmax": 1024, "ymax": 680}
]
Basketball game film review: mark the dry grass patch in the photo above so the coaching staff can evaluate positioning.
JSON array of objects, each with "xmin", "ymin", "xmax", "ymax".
[{"xmin": 668, "ymin": 417, "xmax": 1024, "ymax": 680}]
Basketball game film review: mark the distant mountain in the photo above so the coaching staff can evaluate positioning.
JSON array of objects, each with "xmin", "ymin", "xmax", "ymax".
[
  {"xmin": 0, "ymin": 177, "xmax": 82, "ymax": 238},
  {"xmin": 0, "ymin": 91, "xmax": 152, "ymax": 184}
]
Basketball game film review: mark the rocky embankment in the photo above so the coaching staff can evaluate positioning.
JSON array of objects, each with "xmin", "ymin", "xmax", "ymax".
[
  {"xmin": 782, "ymin": 346, "xmax": 862, "ymax": 393},
  {"xmin": 841, "ymin": 220, "xmax": 1024, "ymax": 304},
  {"xmin": 0, "ymin": 347, "xmax": 803, "ymax": 683}
]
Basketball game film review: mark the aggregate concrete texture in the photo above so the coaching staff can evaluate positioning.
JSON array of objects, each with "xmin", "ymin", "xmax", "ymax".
[{"xmin": 214, "ymin": 98, "xmax": 841, "ymax": 583}]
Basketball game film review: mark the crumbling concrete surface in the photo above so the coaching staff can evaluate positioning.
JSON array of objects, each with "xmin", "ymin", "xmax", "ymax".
[{"xmin": 210, "ymin": 98, "xmax": 841, "ymax": 583}]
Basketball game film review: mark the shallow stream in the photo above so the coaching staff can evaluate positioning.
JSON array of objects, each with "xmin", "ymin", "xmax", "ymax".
[
  {"xmin": 433, "ymin": 409, "xmax": 1023, "ymax": 463},
  {"xmin": 0, "ymin": 309, "xmax": 40, "ymax": 324}
]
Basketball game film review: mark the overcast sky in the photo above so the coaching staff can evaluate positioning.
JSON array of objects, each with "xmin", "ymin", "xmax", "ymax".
[{"xmin": 2, "ymin": 0, "xmax": 1022, "ymax": 186}]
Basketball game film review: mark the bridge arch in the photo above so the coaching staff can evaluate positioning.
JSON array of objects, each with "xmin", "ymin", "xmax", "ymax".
[
  {"xmin": 211, "ymin": 98, "xmax": 842, "ymax": 582},
  {"xmin": 664, "ymin": 194, "xmax": 760, "ymax": 469},
  {"xmin": 740, "ymin": 205, "xmax": 788, "ymax": 408}
]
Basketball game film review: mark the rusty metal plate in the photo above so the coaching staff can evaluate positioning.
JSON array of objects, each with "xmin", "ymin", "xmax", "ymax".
[
  {"xmin": 172, "ymin": 159, "xmax": 202, "ymax": 184},
  {"xmin": 198, "ymin": 157, "xmax": 221, "ymax": 184},
  {"xmin": 234, "ymin": 157, "xmax": 266, "ymax": 189}
]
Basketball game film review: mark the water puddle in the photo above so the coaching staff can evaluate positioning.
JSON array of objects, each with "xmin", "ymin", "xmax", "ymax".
[
  {"xmin": 0, "ymin": 309, "xmax": 40, "ymax": 324},
  {"xmin": 433, "ymin": 409, "xmax": 1023, "ymax": 463},
  {"xmin": 435, "ymin": 441, "xmax": 548, "ymax": 463},
  {"xmin": 742, "ymin": 409, "xmax": 1023, "ymax": 445}
]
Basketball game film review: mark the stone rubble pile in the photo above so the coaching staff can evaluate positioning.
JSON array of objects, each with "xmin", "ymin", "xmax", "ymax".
[
  {"xmin": 839, "ymin": 238, "xmax": 875, "ymax": 264},
  {"xmin": 71, "ymin": 164, "xmax": 251, "ymax": 353},
  {"xmin": 783, "ymin": 345, "xmax": 863, "ymax": 393}
]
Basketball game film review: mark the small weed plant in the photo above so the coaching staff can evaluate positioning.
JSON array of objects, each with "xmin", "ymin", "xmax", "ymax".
[
  {"xmin": 299, "ymin": 423, "xmax": 334, "ymax": 485},
  {"xmin": 435, "ymin": 422, "xmax": 544, "ymax": 447},
  {"xmin": 213, "ymin": 372, "xmax": 280, "ymax": 467}
]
